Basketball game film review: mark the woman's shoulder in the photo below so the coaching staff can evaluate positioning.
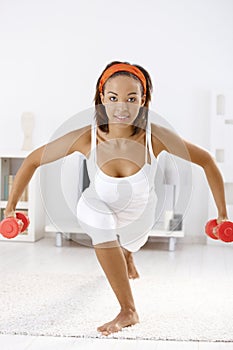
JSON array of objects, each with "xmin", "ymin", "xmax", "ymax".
[
  {"xmin": 71, "ymin": 124, "xmax": 91, "ymax": 143},
  {"xmin": 151, "ymin": 122, "xmax": 168, "ymax": 136},
  {"xmin": 150, "ymin": 122, "xmax": 168, "ymax": 157},
  {"xmin": 69, "ymin": 124, "xmax": 92, "ymax": 156}
]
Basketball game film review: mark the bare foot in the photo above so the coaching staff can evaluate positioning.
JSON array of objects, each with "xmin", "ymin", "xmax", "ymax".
[
  {"xmin": 97, "ymin": 309, "xmax": 139, "ymax": 336},
  {"xmin": 122, "ymin": 248, "xmax": 140, "ymax": 279}
]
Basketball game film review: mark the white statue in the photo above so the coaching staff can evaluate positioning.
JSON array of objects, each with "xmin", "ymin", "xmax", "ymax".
[{"xmin": 21, "ymin": 112, "xmax": 35, "ymax": 151}]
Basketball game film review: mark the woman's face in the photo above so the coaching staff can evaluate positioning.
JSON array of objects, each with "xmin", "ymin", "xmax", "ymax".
[{"xmin": 100, "ymin": 75, "xmax": 146, "ymax": 127}]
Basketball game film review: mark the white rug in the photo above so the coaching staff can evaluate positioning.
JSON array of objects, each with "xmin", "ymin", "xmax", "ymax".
[{"xmin": 0, "ymin": 272, "xmax": 232, "ymax": 342}]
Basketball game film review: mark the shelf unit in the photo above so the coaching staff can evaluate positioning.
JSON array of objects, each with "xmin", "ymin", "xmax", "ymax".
[
  {"xmin": 207, "ymin": 90, "xmax": 233, "ymax": 246},
  {"xmin": 0, "ymin": 151, "xmax": 45, "ymax": 242}
]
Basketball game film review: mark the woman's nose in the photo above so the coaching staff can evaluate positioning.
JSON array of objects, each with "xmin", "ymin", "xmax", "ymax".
[{"xmin": 115, "ymin": 102, "xmax": 129, "ymax": 113}]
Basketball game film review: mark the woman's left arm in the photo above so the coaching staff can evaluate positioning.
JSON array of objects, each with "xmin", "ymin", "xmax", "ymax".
[{"xmin": 152, "ymin": 124, "xmax": 228, "ymax": 223}]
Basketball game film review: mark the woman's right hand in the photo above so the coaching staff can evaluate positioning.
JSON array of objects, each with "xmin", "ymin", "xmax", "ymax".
[{"xmin": 3, "ymin": 209, "xmax": 16, "ymax": 219}]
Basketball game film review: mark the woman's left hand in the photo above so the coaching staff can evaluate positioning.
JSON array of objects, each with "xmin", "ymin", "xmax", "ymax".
[
  {"xmin": 216, "ymin": 216, "xmax": 229, "ymax": 225},
  {"xmin": 212, "ymin": 216, "xmax": 229, "ymax": 236}
]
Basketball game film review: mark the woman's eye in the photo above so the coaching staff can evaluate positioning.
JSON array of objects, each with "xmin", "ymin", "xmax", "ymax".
[
  {"xmin": 109, "ymin": 97, "xmax": 136, "ymax": 102},
  {"xmin": 109, "ymin": 96, "xmax": 116, "ymax": 101}
]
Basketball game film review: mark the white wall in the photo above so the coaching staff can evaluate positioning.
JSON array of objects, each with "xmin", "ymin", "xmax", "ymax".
[{"xmin": 0, "ymin": 0, "xmax": 233, "ymax": 238}]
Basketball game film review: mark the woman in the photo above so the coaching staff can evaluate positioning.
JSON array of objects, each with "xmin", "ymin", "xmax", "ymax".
[{"xmin": 4, "ymin": 61, "xmax": 228, "ymax": 336}]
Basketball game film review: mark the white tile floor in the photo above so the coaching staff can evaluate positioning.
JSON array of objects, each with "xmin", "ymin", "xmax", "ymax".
[{"xmin": 0, "ymin": 236, "xmax": 233, "ymax": 350}]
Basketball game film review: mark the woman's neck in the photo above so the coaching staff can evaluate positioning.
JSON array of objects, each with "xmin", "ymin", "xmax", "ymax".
[{"xmin": 106, "ymin": 123, "xmax": 134, "ymax": 139}]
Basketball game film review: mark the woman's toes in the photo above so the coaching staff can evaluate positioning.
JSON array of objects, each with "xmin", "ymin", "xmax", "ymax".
[{"xmin": 102, "ymin": 330, "xmax": 110, "ymax": 336}]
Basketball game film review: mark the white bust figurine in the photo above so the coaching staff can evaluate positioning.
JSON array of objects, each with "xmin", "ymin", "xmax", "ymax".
[{"xmin": 21, "ymin": 112, "xmax": 35, "ymax": 151}]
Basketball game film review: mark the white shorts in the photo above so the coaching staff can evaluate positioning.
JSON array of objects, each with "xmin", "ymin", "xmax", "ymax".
[{"xmin": 76, "ymin": 189, "xmax": 157, "ymax": 252}]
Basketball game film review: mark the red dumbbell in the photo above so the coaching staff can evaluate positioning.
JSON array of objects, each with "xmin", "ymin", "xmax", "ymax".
[
  {"xmin": 0, "ymin": 212, "xmax": 30, "ymax": 239},
  {"xmin": 205, "ymin": 219, "xmax": 233, "ymax": 243}
]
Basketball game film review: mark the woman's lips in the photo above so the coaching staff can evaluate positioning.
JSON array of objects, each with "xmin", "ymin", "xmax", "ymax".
[{"xmin": 114, "ymin": 115, "xmax": 130, "ymax": 121}]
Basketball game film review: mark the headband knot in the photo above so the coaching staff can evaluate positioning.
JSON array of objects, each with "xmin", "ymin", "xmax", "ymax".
[{"xmin": 99, "ymin": 63, "xmax": 147, "ymax": 95}]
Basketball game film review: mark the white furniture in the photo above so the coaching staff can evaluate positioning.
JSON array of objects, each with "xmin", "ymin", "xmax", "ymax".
[
  {"xmin": 207, "ymin": 90, "xmax": 233, "ymax": 246},
  {"xmin": 0, "ymin": 151, "xmax": 45, "ymax": 242}
]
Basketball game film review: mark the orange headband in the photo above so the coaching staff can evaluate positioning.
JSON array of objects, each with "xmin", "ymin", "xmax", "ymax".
[{"xmin": 99, "ymin": 63, "xmax": 147, "ymax": 95}]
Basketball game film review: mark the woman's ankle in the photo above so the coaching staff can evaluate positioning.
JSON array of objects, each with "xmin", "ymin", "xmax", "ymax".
[{"xmin": 120, "ymin": 305, "xmax": 137, "ymax": 313}]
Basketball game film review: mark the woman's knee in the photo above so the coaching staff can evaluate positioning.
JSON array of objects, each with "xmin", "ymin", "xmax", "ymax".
[{"xmin": 93, "ymin": 240, "xmax": 120, "ymax": 249}]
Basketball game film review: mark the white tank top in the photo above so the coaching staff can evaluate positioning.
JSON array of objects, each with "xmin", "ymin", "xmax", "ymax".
[{"xmin": 84, "ymin": 116, "xmax": 158, "ymax": 220}]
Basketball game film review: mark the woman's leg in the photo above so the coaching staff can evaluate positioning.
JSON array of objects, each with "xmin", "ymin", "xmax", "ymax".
[
  {"xmin": 77, "ymin": 195, "xmax": 139, "ymax": 333},
  {"xmin": 121, "ymin": 247, "xmax": 140, "ymax": 279},
  {"xmin": 94, "ymin": 240, "xmax": 139, "ymax": 335}
]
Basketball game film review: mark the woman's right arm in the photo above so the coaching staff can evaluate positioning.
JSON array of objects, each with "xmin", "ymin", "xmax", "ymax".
[{"xmin": 4, "ymin": 126, "xmax": 89, "ymax": 218}]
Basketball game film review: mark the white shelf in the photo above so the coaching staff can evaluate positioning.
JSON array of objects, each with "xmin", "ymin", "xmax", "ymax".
[
  {"xmin": 149, "ymin": 229, "xmax": 184, "ymax": 237},
  {"xmin": 0, "ymin": 231, "xmax": 32, "ymax": 242},
  {"xmin": 0, "ymin": 201, "xmax": 29, "ymax": 210},
  {"xmin": 45, "ymin": 221, "xmax": 84, "ymax": 234}
]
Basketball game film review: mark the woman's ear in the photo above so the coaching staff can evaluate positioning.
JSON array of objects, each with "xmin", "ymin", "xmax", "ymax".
[
  {"xmin": 141, "ymin": 94, "xmax": 146, "ymax": 106},
  {"xmin": 100, "ymin": 92, "xmax": 104, "ymax": 104}
]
